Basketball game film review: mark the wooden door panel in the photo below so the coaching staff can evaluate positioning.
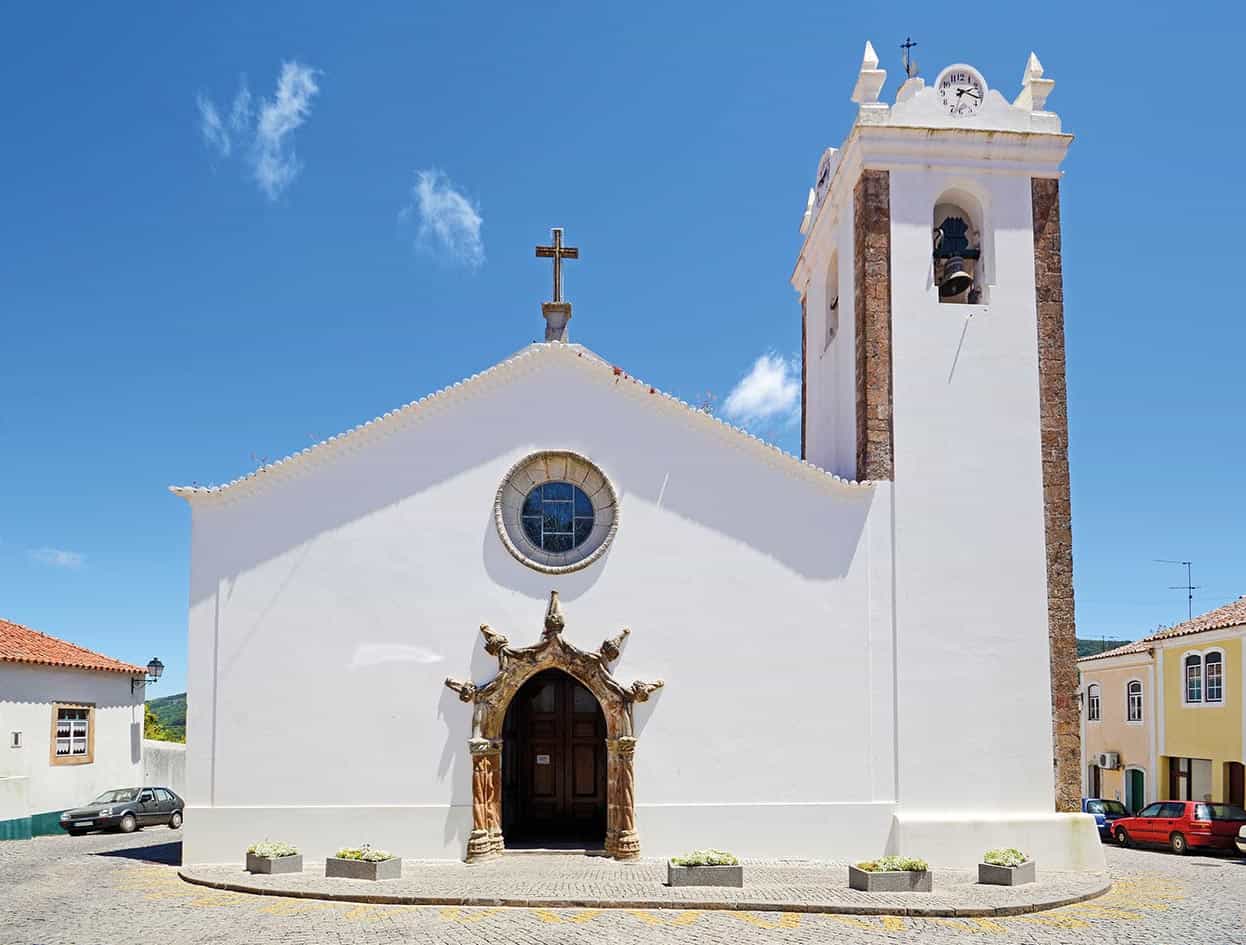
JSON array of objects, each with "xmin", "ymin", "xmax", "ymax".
[
  {"xmin": 510, "ymin": 669, "xmax": 606, "ymax": 841},
  {"xmin": 572, "ymin": 744, "xmax": 598, "ymax": 796}
]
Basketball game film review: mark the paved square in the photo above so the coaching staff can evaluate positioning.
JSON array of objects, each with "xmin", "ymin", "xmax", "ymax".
[{"xmin": 2, "ymin": 829, "xmax": 1243, "ymax": 943}]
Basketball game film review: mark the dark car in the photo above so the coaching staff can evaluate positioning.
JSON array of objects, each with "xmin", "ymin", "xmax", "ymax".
[
  {"xmin": 59, "ymin": 787, "xmax": 184, "ymax": 836},
  {"xmin": 1112, "ymin": 800, "xmax": 1246, "ymax": 854},
  {"xmin": 1082, "ymin": 797, "xmax": 1129, "ymax": 840}
]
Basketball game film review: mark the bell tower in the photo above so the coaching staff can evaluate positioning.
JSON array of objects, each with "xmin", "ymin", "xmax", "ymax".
[{"xmin": 793, "ymin": 43, "xmax": 1086, "ymax": 859}]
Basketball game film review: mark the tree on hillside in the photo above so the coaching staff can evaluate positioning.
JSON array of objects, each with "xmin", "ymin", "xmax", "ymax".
[{"xmin": 144, "ymin": 704, "xmax": 184, "ymax": 743}]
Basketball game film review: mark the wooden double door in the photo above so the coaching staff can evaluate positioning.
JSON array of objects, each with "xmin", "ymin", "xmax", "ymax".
[{"xmin": 502, "ymin": 669, "xmax": 606, "ymax": 844}]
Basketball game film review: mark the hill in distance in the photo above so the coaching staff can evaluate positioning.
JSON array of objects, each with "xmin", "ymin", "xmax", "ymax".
[
  {"xmin": 1076, "ymin": 638, "xmax": 1132, "ymax": 659},
  {"xmin": 147, "ymin": 692, "xmax": 186, "ymax": 740}
]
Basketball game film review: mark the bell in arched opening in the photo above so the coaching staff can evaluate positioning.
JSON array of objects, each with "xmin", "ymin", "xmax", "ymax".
[{"xmin": 932, "ymin": 215, "xmax": 981, "ymax": 302}]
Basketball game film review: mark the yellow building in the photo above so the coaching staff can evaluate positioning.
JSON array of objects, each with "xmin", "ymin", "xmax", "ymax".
[{"xmin": 1078, "ymin": 598, "xmax": 1246, "ymax": 811}]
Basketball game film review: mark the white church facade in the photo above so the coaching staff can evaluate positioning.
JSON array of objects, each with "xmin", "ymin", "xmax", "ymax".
[{"xmin": 174, "ymin": 45, "xmax": 1103, "ymax": 869}]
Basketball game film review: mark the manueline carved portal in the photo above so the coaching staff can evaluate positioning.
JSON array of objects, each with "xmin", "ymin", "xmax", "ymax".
[{"xmin": 445, "ymin": 592, "xmax": 663, "ymax": 861}]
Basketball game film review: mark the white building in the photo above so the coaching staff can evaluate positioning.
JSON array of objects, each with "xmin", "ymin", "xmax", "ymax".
[
  {"xmin": 174, "ymin": 45, "xmax": 1102, "ymax": 869},
  {"xmin": 0, "ymin": 618, "xmax": 148, "ymax": 839}
]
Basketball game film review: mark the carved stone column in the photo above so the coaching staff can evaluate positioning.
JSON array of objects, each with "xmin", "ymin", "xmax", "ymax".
[
  {"xmin": 467, "ymin": 737, "xmax": 502, "ymax": 861},
  {"xmin": 488, "ymin": 739, "xmax": 504, "ymax": 853},
  {"xmin": 606, "ymin": 736, "xmax": 639, "ymax": 859}
]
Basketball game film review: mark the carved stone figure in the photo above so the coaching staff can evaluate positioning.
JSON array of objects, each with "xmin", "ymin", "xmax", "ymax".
[
  {"xmin": 629, "ymin": 679, "xmax": 664, "ymax": 703},
  {"xmin": 444, "ymin": 678, "xmax": 477, "ymax": 703},
  {"xmin": 479, "ymin": 624, "xmax": 509, "ymax": 656},
  {"xmin": 543, "ymin": 591, "xmax": 566, "ymax": 636},
  {"xmin": 599, "ymin": 627, "xmax": 630, "ymax": 662}
]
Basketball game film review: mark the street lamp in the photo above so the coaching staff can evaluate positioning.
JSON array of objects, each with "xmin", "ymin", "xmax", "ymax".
[{"xmin": 132, "ymin": 657, "xmax": 165, "ymax": 694}]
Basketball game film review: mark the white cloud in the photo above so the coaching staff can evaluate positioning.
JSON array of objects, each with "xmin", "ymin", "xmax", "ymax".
[
  {"xmin": 252, "ymin": 62, "xmax": 319, "ymax": 200},
  {"xmin": 722, "ymin": 353, "xmax": 800, "ymax": 427},
  {"xmin": 28, "ymin": 547, "xmax": 85, "ymax": 569},
  {"xmin": 196, "ymin": 95, "xmax": 230, "ymax": 157},
  {"xmin": 404, "ymin": 169, "xmax": 484, "ymax": 268},
  {"xmin": 195, "ymin": 62, "xmax": 318, "ymax": 200}
]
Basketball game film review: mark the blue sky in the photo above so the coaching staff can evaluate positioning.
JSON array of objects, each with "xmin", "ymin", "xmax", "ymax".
[{"xmin": 2, "ymin": 2, "xmax": 1243, "ymax": 696}]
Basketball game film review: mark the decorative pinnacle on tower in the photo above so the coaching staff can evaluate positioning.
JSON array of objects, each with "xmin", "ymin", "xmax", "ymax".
[{"xmin": 534, "ymin": 227, "xmax": 579, "ymax": 342}]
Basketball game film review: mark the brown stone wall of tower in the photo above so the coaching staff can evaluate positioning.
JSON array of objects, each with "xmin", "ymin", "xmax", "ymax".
[
  {"xmin": 1032, "ymin": 177, "xmax": 1080, "ymax": 813},
  {"xmin": 853, "ymin": 170, "xmax": 894, "ymax": 481}
]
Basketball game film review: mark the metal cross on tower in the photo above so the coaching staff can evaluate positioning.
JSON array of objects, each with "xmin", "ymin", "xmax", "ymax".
[
  {"xmin": 900, "ymin": 37, "xmax": 918, "ymax": 78},
  {"xmin": 535, "ymin": 227, "xmax": 579, "ymax": 303}
]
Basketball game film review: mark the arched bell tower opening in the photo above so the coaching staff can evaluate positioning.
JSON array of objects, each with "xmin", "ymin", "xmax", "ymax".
[
  {"xmin": 445, "ymin": 592, "xmax": 664, "ymax": 861},
  {"xmin": 501, "ymin": 668, "xmax": 607, "ymax": 847},
  {"xmin": 933, "ymin": 186, "xmax": 989, "ymax": 305}
]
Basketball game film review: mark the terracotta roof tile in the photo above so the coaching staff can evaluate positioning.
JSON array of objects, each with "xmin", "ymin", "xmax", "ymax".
[
  {"xmin": 0, "ymin": 618, "xmax": 146, "ymax": 675},
  {"xmin": 1078, "ymin": 596, "xmax": 1246, "ymax": 663}
]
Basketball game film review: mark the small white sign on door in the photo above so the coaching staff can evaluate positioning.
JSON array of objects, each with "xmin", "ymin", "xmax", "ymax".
[{"xmin": 536, "ymin": 754, "xmax": 551, "ymax": 765}]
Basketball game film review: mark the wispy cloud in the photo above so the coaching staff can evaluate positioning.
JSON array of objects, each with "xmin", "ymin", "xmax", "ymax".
[
  {"xmin": 253, "ymin": 63, "xmax": 318, "ymax": 199},
  {"xmin": 195, "ymin": 62, "xmax": 318, "ymax": 200},
  {"xmin": 28, "ymin": 547, "xmax": 85, "ymax": 569},
  {"xmin": 402, "ymin": 169, "xmax": 484, "ymax": 268},
  {"xmin": 196, "ymin": 95, "xmax": 230, "ymax": 157},
  {"xmin": 722, "ymin": 353, "xmax": 800, "ymax": 427}
]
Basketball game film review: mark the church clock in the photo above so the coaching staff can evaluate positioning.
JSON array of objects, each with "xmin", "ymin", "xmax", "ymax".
[{"xmin": 935, "ymin": 65, "xmax": 986, "ymax": 117}]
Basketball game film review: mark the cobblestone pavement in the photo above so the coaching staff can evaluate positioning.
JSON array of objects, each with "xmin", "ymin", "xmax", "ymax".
[
  {"xmin": 2, "ymin": 829, "xmax": 1244, "ymax": 944},
  {"xmin": 181, "ymin": 854, "xmax": 1108, "ymax": 915}
]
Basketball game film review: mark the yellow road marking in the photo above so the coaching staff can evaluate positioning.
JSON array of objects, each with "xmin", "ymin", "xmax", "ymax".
[
  {"xmin": 729, "ymin": 912, "xmax": 801, "ymax": 929},
  {"xmin": 626, "ymin": 909, "xmax": 703, "ymax": 926},
  {"xmin": 532, "ymin": 909, "xmax": 605, "ymax": 924},
  {"xmin": 822, "ymin": 915, "xmax": 875, "ymax": 930},
  {"xmin": 439, "ymin": 907, "xmax": 502, "ymax": 923}
]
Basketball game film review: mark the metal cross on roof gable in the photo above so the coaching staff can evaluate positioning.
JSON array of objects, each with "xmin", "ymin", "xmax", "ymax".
[
  {"xmin": 535, "ymin": 227, "xmax": 579, "ymax": 303},
  {"xmin": 901, "ymin": 37, "xmax": 918, "ymax": 79}
]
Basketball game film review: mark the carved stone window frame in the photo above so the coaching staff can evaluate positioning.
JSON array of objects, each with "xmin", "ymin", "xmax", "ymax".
[
  {"xmin": 446, "ymin": 592, "xmax": 662, "ymax": 861},
  {"xmin": 494, "ymin": 451, "xmax": 619, "ymax": 574}
]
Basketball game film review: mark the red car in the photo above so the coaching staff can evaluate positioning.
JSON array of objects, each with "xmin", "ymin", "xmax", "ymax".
[{"xmin": 1112, "ymin": 800, "xmax": 1246, "ymax": 854}]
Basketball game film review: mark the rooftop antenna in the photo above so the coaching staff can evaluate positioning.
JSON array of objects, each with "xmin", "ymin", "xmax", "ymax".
[
  {"xmin": 1154, "ymin": 559, "xmax": 1199, "ymax": 622},
  {"xmin": 901, "ymin": 37, "xmax": 919, "ymax": 79}
]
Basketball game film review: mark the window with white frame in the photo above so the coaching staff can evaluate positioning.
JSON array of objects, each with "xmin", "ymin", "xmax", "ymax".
[
  {"xmin": 1185, "ymin": 654, "xmax": 1203, "ymax": 703},
  {"xmin": 9, "ymin": 731, "xmax": 20, "ymax": 749},
  {"xmin": 1087, "ymin": 684, "xmax": 1101, "ymax": 721},
  {"xmin": 1205, "ymin": 651, "xmax": 1224, "ymax": 703},
  {"xmin": 1127, "ymin": 680, "xmax": 1143, "ymax": 722},
  {"xmin": 51, "ymin": 704, "xmax": 93, "ymax": 765}
]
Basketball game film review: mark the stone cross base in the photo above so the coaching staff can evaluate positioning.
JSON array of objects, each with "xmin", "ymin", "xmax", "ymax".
[{"xmin": 542, "ymin": 302, "xmax": 572, "ymax": 342}]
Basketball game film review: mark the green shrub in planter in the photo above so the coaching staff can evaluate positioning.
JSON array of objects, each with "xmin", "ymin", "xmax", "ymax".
[
  {"xmin": 849, "ymin": 855, "xmax": 932, "ymax": 892},
  {"xmin": 979, "ymin": 848, "xmax": 1035, "ymax": 886},
  {"xmin": 670, "ymin": 849, "xmax": 739, "ymax": 867},
  {"xmin": 854, "ymin": 855, "xmax": 929, "ymax": 873},
  {"xmin": 667, "ymin": 849, "xmax": 743, "ymax": 887},
  {"xmin": 982, "ymin": 848, "xmax": 1028, "ymax": 868},
  {"xmin": 247, "ymin": 840, "xmax": 299, "ymax": 858},
  {"xmin": 245, "ymin": 840, "xmax": 302, "ymax": 875},
  {"xmin": 327, "ymin": 844, "xmax": 401, "ymax": 881},
  {"xmin": 334, "ymin": 844, "xmax": 394, "ymax": 862}
]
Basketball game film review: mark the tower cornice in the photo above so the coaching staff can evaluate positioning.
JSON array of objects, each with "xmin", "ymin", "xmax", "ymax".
[{"xmin": 793, "ymin": 125, "xmax": 1073, "ymax": 292}]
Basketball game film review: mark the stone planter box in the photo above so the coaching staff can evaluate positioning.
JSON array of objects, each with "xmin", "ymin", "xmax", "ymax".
[
  {"xmin": 667, "ymin": 862, "xmax": 744, "ymax": 887},
  {"xmin": 245, "ymin": 852, "xmax": 303, "ymax": 875},
  {"xmin": 325, "ymin": 856, "xmax": 402, "ymax": 881},
  {"xmin": 848, "ymin": 865, "xmax": 932, "ymax": 893},
  {"xmin": 978, "ymin": 860, "xmax": 1036, "ymax": 886}
]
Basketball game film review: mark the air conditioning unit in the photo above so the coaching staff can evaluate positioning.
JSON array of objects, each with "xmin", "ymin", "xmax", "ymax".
[{"xmin": 1097, "ymin": 752, "xmax": 1121, "ymax": 770}]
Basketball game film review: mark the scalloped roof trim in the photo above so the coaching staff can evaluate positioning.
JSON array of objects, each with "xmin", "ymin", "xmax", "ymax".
[{"xmin": 169, "ymin": 343, "xmax": 871, "ymax": 502}]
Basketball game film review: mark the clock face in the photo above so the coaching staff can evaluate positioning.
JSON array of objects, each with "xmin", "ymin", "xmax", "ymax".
[{"xmin": 936, "ymin": 66, "xmax": 986, "ymax": 117}]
